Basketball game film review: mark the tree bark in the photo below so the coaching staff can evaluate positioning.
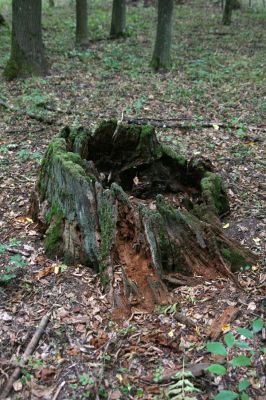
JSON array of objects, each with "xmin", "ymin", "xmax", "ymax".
[
  {"xmin": 110, "ymin": 0, "xmax": 126, "ymax": 38},
  {"xmin": 0, "ymin": 13, "xmax": 6, "ymax": 25},
  {"xmin": 31, "ymin": 121, "xmax": 256, "ymax": 316},
  {"xmin": 151, "ymin": 0, "xmax": 174, "ymax": 71},
  {"xmin": 223, "ymin": 0, "xmax": 233, "ymax": 25},
  {"xmin": 76, "ymin": 0, "xmax": 89, "ymax": 48},
  {"xmin": 3, "ymin": 0, "xmax": 47, "ymax": 80}
]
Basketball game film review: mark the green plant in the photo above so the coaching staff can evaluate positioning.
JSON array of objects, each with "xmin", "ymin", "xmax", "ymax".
[
  {"xmin": 136, "ymin": 387, "xmax": 144, "ymax": 398},
  {"xmin": 166, "ymin": 360, "xmax": 200, "ymax": 400},
  {"xmin": 153, "ymin": 366, "xmax": 164, "ymax": 383},
  {"xmin": 0, "ymin": 239, "xmax": 27, "ymax": 283},
  {"xmin": 20, "ymin": 368, "xmax": 33, "ymax": 385},
  {"xmin": 78, "ymin": 372, "xmax": 95, "ymax": 386},
  {"xmin": 119, "ymin": 325, "xmax": 137, "ymax": 335},
  {"xmin": 28, "ymin": 357, "xmax": 44, "ymax": 370},
  {"xmin": 206, "ymin": 319, "xmax": 265, "ymax": 399},
  {"xmin": 156, "ymin": 303, "xmax": 180, "ymax": 315},
  {"xmin": 120, "ymin": 384, "xmax": 133, "ymax": 395}
]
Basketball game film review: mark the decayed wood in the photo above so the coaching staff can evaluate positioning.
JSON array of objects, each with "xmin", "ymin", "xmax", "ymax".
[
  {"xmin": 0, "ymin": 312, "xmax": 51, "ymax": 399},
  {"xmin": 208, "ymin": 305, "xmax": 239, "ymax": 340},
  {"xmin": 31, "ymin": 120, "xmax": 256, "ymax": 314}
]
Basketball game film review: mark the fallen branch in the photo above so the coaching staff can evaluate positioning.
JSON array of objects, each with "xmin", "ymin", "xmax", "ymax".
[
  {"xmin": 0, "ymin": 99, "xmax": 56, "ymax": 125},
  {"xmin": 125, "ymin": 117, "xmax": 266, "ymax": 132},
  {"xmin": 173, "ymin": 312, "xmax": 197, "ymax": 328},
  {"xmin": 0, "ymin": 312, "xmax": 51, "ymax": 399}
]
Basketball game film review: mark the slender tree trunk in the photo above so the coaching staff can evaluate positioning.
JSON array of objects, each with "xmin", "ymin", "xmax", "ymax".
[
  {"xmin": 3, "ymin": 0, "xmax": 47, "ymax": 80},
  {"xmin": 222, "ymin": 0, "xmax": 233, "ymax": 25},
  {"xmin": 151, "ymin": 0, "xmax": 174, "ymax": 71},
  {"xmin": 110, "ymin": 0, "xmax": 126, "ymax": 38},
  {"xmin": 76, "ymin": 0, "xmax": 89, "ymax": 48},
  {"xmin": 49, "ymin": 0, "xmax": 55, "ymax": 6},
  {"xmin": 0, "ymin": 13, "xmax": 6, "ymax": 25}
]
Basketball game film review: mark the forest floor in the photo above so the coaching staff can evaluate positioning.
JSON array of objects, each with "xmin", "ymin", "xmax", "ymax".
[{"xmin": 0, "ymin": 1, "xmax": 265, "ymax": 399}]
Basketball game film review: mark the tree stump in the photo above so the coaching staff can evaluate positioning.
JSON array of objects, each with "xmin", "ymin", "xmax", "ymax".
[{"xmin": 31, "ymin": 120, "xmax": 256, "ymax": 316}]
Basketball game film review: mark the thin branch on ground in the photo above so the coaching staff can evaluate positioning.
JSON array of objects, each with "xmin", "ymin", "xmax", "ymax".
[{"xmin": 0, "ymin": 311, "xmax": 51, "ymax": 399}]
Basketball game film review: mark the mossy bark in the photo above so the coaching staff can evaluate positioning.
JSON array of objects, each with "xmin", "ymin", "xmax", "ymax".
[
  {"xmin": 32, "ymin": 121, "xmax": 256, "ymax": 314},
  {"xmin": 76, "ymin": 0, "xmax": 89, "ymax": 48},
  {"xmin": 151, "ymin": 0, "xmax": 174, "ymax": 71},
  {"xmin": 110, "ymin": 0, "xmax": 126, "ymax": 38},
  {"xmin": 3, "ymin": 0, "xmax": 47, "ymax": 80}
]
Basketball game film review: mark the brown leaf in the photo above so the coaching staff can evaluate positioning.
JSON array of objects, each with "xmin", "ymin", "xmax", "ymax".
[
  {"xmin": 35, "ymin": 367, "xmax": 56, "ymax": 382},
  {"xmin": 33, "ymin": 265, "xmax": 54, "ymax": 280},
  {"xmin": 109, "ymin": 390, "xmax": 122, "ymax": 399}
]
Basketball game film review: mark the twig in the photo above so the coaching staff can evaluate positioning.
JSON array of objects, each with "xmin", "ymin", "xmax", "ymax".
[
  {"xmin": 52, "ymin": 380, "xmax": 66, "ymax": 400},
  {"xmin": 6, "ymin": 247, "xmax": 30, "ymax": 257},
  {"xmin": 112, "ymin": 110, "xmax": 124, "ymax": 141},
  {"xmin": 0, "ymin": 311, "xmax": 51, "ymax": 399}
]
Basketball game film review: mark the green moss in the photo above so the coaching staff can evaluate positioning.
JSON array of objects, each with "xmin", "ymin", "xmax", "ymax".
[
  {"xmin": 200, "ymin": 172, "xmax": 230, "ymax": 216},
  {"xmin": 3, "ymin": 58, "xmax": 20, "ymax": 80},
  {"xmin": 59, "ymin": 126, "xmax": 71, "ymax": 139},
  {"xmin": 100, "ymin": 272, "xmax": 110, "ymax": 287},
  {"xmin": 161, "ymin": 143, "xmax": 186, "ymax": 166},
  {"xmin": 44, "ymin": 202, "xmax": 65, "ymax": 257},
  {"xmin": 119, "ymin": 123, "xmax": 141, "ymax": 137},
  {"xmin": 111, "ymin": 183, "xmax": 132, "ymax": 208},
  {"xmin": 156, "ymin": 194, "xmax": 184, "ymax": 224},
  {"xmin": 93, "ymin": 119, "xmax": 117, "ymax": 137},
  {"xmin": 3, "ymin": 55, "xmax": 36, "ymax": 80},
  {"xmin": 154, "ymin": 213, "xmax": 171, "ymax": 258},
  {"xmin": 222, "ymin": 248, "xmax": 247, "ymax": 272},
  {"xmin": 139, "ymin": 124, "xmax": 154, "ymax": 141},
  {"xmin": 98, "ymin": 191, "xmax": 115, "ymax": 272}
]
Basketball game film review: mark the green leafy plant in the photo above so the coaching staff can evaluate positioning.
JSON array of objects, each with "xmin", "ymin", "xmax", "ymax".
[
  {"xmin": 119, "ymin": 325, "xmax": 137, "ymax": 335},
  {"xmin": 153, "ymin": 366, "xmax": 164, "ymax": 383},
  {"xmin": 156, "ymin": 303, "xmax": 180, "ymax": 315},
  {"xmin": 0, "ymin": 239, "xmax": 28, "ymax": 283},
  {"xmin": 78, "ymin": 373, "xmax": 95, "ymax": 386},
  {"xmin": 20, "ymin": 368, "xmax": 33, "ymax": 385},
  {"xmin": 167, "ymin": 362, "xmax": 200, "ymax": 400},
  {"xmin": 207, "ymin": 320, "xmax": 265, "ymax": 400}
]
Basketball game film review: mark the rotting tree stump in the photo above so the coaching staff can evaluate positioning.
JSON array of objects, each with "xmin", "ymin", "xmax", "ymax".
[{"xmin": 31, "ymin": 120, "xmax": 256, "ymax": 315}]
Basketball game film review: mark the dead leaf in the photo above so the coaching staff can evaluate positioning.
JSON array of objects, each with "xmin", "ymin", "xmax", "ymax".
[
  {"xmin": 110, "ymin": 389, "xmax": 122, "ymax": 399},
  {"xmin": 30, "ymin": 380, "xmax": 55, "ymax": 399},
  {"xmin": 133, "ymin": 176, "xmax": 139, "ymax": 185},
  {"xmin": 35, "ymin": 367, "xmax": 56, "ymax": 381},
  {"xmin": 33, "ymin": 265, "xmax": 54, "ymax": 280},
  {"xmin": 13, "ymin": 380, "xmax": 22, "ymax": 392}
]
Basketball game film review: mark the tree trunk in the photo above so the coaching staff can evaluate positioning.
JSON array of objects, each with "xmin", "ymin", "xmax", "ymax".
[
  {"xmin": 31, "ymin": 121, "xmax": 256, "ymax": 317},
  {"xmin": 76, "ymin": 0, "xmax": 89, "ymax": 48},
  {"xmin": 3, "ymin": 0, "xmax": 47, "ymax": 80},
  {"xmin": 0, "ymin": 13, "xmax": 6, "ymax": 25},
  {"xmin": 110, "ymin": 0, "xmax": 126, "ymax": 38},
  {"xmin": 151, "ymin": 0, "xmax": 174, "ymax": 71},
  {"xmin": 223, "ymin": 0, "xmax": 233, "ymax": 24},
  {"xmin": 49, "ymin": 0, "xmax": 55, "ymax": 6}
]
